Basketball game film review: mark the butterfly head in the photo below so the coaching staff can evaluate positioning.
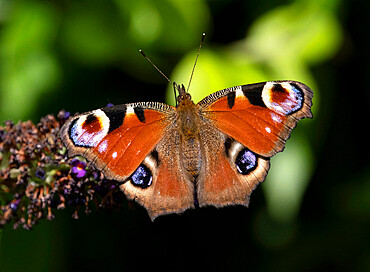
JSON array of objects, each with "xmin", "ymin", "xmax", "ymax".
[{"xmin": 174, "ymin": 82, "xmax": 193, "ymax": 106}]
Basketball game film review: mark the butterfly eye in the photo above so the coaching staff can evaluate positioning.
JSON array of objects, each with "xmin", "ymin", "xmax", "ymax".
[
  {"xmin": 130, "ymin": 164, "xmax": 153, "ymax": 188},
  {"xmin": 235, "ymin": 149, "xmax": 257, "ymax": 175}
]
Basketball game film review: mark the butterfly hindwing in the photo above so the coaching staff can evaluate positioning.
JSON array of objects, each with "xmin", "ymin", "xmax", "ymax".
[
  {"xmin": 196, "ymin": 121, "xmax": 270, "ymax": 208},
  {"xmin": 120, "ymin": 127, "xmax": 195, "ymax": 220}
]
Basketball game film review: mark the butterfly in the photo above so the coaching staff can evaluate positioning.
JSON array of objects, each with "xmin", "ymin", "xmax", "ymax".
[{"xmin": 60, "ymin": 77, "xmax": 313, "ymax": 220}]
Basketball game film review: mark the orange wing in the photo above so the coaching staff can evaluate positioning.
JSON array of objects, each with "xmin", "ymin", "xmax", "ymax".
[
  {"xmin": 120, "ymin": 134, "xmax": 195, "ymax": 220},
  {"xmin": 196, "ymin": 122, "xmax": 270, "ymax": 208},
  {"xmin": 198, "ymin": 81, "xmax": 313, "ymax": 157},
  {"xmin": 196, "ymin": 81, "xmax": 313, "ymax": 208},
  {"xmin": 60, "ymin": 102, "xmax": 195, "ymax": 220},
  {"xmin": 60, "ymin": 102, "xmax": 174, "ymax": 181}
]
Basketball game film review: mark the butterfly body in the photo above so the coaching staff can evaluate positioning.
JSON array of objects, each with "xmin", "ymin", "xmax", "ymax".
[{"xmin": 61, "ymin": 80, "xmax": 313, "ymax": 220}]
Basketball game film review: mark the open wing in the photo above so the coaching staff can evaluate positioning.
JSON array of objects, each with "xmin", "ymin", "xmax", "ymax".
[
  {"xmin": 198, "ymin": 81, "xmax": 313, "ymax": 157},
  {"xmin": 60, "ymin": 102, "xmax": 195, "ymax": 220}
]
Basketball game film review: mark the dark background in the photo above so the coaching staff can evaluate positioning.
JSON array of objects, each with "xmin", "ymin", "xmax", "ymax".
[{"xmin": 0, "ymin": 0, "xmax": 369, "ymax": 271}]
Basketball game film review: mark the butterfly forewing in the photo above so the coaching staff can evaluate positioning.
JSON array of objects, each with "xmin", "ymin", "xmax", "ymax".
[
  {"xmin": 61, "ymin": 102, "xmax": 175, "ymax": 181},
  {"xmin": 198, "ymin": 81, "xmax": 313, "ymax": 157}
]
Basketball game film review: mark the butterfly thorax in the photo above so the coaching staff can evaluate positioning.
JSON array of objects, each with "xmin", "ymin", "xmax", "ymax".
[
  {"xmin": 176, "ymin": 93, "xmax": 202, "ymax": 178},
  {"xmin": 177, "ymin": 97, "xmax": 198, "ymax": 135}
]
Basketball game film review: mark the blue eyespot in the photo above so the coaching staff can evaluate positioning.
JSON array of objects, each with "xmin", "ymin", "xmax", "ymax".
[
  {"xmin": 131, "ymin": 164, "xmax": 152, "ymax": 189},
  {"xmin": 235, "ymin": 149, "xmax": 257, "ymax": 175}
]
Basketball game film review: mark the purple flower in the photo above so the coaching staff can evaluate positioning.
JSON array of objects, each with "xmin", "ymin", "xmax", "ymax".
[
  {"xmin": 71, "ymin": 159, "xmax": 87, "ymax": 178},
  {"xmin": 64, "ymin": 111, "xmax": 71, "ymax": 119},
  {"xmin": 58, "ymin": 110, "xmax": 70, "ymax": 122},
  {"xmin": 106, "ymin": 103, "xmax": 114, "ymax": 107},
  {"xmin": 10, "ymin": 199, "xmax": 21, "ymax": 211},
  {"xmin": 35, "ymin": 168, "xmax": 45, "ymax": 180}
]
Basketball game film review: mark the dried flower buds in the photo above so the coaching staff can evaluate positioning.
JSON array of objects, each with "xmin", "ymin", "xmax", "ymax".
[{"xmin": 0, "ymin": 111, "xmax": 126, "ymax": 229}]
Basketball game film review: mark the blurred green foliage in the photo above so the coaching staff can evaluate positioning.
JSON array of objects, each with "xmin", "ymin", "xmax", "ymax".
[
  {"xmin": 0, "ymin": 0, "xmax": 210, "ymax": 123},
  {"xmin": 0, "ymin": 1, "xmax": 60, "ymax": 122},
  {"xmin": 0, "ymin": 0, "xmax": 369, "ymax": 271}
]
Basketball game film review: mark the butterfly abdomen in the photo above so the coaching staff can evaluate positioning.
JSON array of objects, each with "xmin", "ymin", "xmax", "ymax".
[{"xmin": 180, "ymin": 136, "xmax": 201, "ymax": 178}]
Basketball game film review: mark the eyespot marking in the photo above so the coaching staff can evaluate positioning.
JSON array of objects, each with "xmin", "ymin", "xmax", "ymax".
[
  {"xmin": 235, "ymin": 148, "xmax": 257, "ymax": 175},
  {"xmin": 84, "ymin": 113, "xmax": 99, "ymax": 125},
  {"xmin": 82, "ymin": 114, "xmax": 102, "ymax": 133},
  {"xmin": 130, "ymin": 164, "xmax": 152, "ymax": 189},
  {"xmin": 262, "ymin": 82, "xmax": 303, "ymax": 115},
  {"xmin": 68, "ymin": 109, "xmax": 109, "ymax": 148}
]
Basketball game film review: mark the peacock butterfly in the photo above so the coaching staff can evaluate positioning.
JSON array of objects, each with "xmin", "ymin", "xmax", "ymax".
[{"xmin": 60, "ymin": 42, "xmax": 313, "ymax": 220}]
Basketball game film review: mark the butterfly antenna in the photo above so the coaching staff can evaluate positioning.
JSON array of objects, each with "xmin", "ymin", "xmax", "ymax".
[
  {"xmin": 139, "ymin": 49, "xmax": 172, "ymax": 85},
  {"xmin": 139, "ymin": 49, "xmax": 181, "ymax": 106},
  {"xmin": 187, "ymin": 32, "xmax": 206, "ymax": 92}
]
